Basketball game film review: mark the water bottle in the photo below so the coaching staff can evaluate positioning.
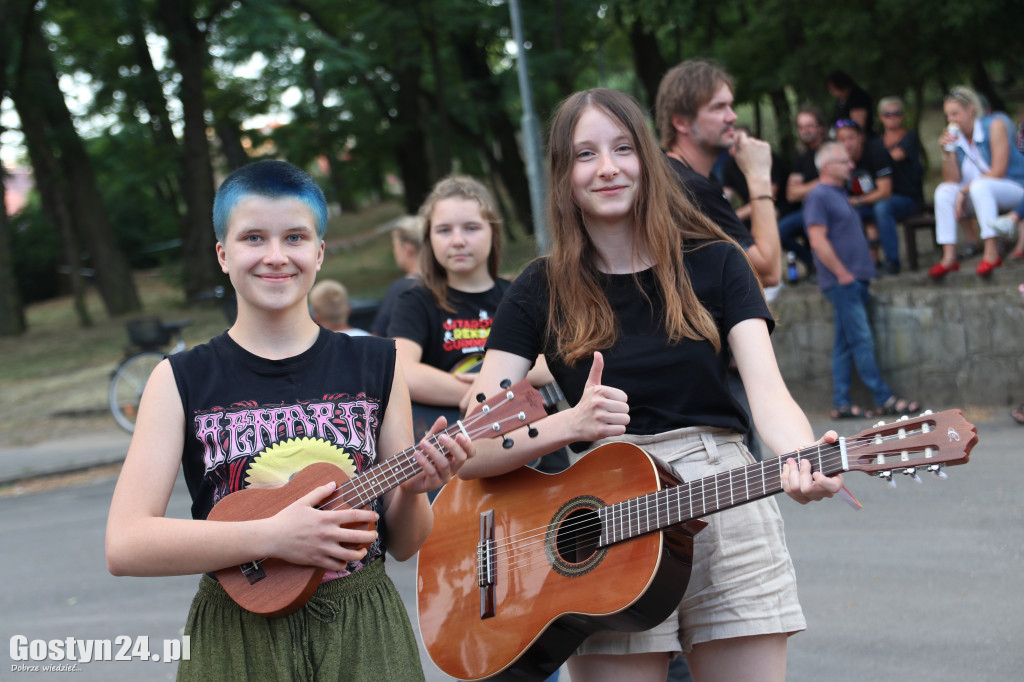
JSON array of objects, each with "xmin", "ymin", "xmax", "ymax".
[{"xmin": 786, "ymin": 252, "xmax": 799, "ymax": 284}]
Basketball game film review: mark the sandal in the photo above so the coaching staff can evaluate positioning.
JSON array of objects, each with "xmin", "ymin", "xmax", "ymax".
[
  {"xmin": 830, "ymin": 405, "xmax": 867, "ymax": 419},
  {"xmin": 877, "ymin": 396, "xmax": 921, "ymax": 416},
  {"xmin": 1012, "ymin": 404, "xmax": 1024, "ymax": 425}
]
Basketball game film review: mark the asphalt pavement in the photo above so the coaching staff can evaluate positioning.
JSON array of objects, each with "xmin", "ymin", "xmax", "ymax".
[{"xmin": 0, "ymin": 412, "xmax": 1021, "ymax": 681}]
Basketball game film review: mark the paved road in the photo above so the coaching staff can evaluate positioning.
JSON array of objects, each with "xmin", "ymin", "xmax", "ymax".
[{"xmin": 1, "ymin": 414, "xmax": 1020, "ymax": 681}]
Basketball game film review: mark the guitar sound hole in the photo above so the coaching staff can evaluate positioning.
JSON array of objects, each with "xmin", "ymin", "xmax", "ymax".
[{"xmin": 555, "ymin": 508, "xmax": 601, "ymax": 564}]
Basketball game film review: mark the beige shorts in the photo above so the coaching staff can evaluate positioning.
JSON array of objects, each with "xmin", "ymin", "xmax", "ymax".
[{"xmin": 572, "ymin": 426, "xmax": 806, "ymax": 657}]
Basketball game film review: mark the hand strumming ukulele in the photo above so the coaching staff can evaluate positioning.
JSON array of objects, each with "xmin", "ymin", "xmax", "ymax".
[
  {"xmin": 417, "ymin": 410, "xmax": 977, "ymax": 681},
  {"xmin": 208, "ymin": 379, "xmax": 547, "ymax": 618}
]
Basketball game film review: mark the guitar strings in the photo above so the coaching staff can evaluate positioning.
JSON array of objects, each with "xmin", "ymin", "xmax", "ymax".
[
  {"xmin": 238, "ymin": 391, "xmax": 532, "ymax": 575},
  {"xmin": 480, "ymin": 429, "xmax": 945, "ymax": 576},
  {"xmin": 316, "ymin": 398, "xmax": 524, "ymax": 511},
  {"xmin": 490, "ymin": 430, "xmax": 934, "ymax": 575}
]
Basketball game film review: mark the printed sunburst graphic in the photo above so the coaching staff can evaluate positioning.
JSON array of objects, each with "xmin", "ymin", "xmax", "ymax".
[{"xmin": 244, "ymin": 437, "xmax": 357, "ymax": 489}]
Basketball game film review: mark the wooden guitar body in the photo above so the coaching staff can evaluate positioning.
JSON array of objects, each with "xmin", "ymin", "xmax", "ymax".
[{"xmin": 417, "ymin": 442, "xmax": 706, "ymax": 681}]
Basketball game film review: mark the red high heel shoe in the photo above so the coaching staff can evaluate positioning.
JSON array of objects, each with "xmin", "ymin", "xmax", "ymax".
[
  {"xmin": 927, "ymin": 261, "xmax": 960, "ymax": 279},
  {"xmin": 975, "ymin": 257, "xmax": 1002, "ymax": 276}
]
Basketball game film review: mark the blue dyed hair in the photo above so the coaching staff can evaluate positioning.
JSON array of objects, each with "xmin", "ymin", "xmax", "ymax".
[{"xmin": 212, "ymin": 160, "xmax": 328, "ymax": 242}]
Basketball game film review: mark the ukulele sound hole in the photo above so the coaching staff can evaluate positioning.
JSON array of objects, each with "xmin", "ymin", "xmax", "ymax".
[{"xmin": 546, "ymin": 496, "xmax": 608, "ymax": 578}]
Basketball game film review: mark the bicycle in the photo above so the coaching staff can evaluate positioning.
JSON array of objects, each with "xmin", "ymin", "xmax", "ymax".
[{"xmin": 108, "ymin": 316, "xmax": 192, "ymax": 433}]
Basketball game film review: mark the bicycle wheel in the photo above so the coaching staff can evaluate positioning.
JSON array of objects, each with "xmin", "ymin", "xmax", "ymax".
[{"xmin": 109, "ymin": 351, "xmax": 165, "ymax": 433}]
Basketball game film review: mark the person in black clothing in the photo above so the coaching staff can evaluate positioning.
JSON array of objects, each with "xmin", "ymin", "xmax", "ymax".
[
  {"xmin": 655, "ymin": 58, "xmax": 782, "ymax": 288},
  {"xmin": 779, "ymin": 106, "xmax": 829, "ymax": 270},
  {"xmin": 105, "ymin": 160, "xmax": 473, "ymax": 681},
  {"xmin": 461, "ymin": 88, "xmax": 843, "ymax": 682},
  {"xmin": 835, "ymin": 118, "xmax": 913, "ymax": 273},
  {"xmin": 370, "ymin": 215, "xmax": 423, "ymax": 337},
  {"xmin": 655, "ymin": 58, "xmax": 781, "ymax": 468},
  {"xmin": 827, "ymin": 70, "xmax": 874, "ymax": 135}
]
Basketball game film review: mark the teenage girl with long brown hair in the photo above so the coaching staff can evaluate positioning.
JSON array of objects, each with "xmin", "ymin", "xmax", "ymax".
[{"xmin": 461, "ymin": 88, "xmax": 842, "ymax": 682}]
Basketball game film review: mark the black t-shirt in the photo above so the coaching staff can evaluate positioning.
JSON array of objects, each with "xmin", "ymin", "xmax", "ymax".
[
  {"xmin": 721, "ymin": 151, "xmax": 790, "ymax": 218},
  {"xmin": 487, "ymin": 242, "xmax": 772, "ymax": 438},
  {"xmin": 888, "ymin": 131, "xmax": 924, "ymax": 202},
  {"xmin": 168, "ymin": 328, "xmax": 396, "ymax": 578},
  {"xmin": 835, "ymin": 85, "xmax": 875, "ymax": 135},
  {"xmin": 387, "ymin": 279, "xmax": 511, "ymax": 373},
  {"xmin": 849, "ymin": 138, "xmax": 893, "ymax": 197},
  {"xmin": 371, "ymin": 274, "xmax": 420, "ymax": 337},
  {"xmin": 665, "ymin": 154, "xmax": 754, "ymax": 250}
]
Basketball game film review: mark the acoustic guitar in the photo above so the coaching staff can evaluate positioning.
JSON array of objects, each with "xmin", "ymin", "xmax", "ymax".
[
  {"xmin": 207, "ymin": 379, "xmax": 547, "ymax": 618},
  {"xmin": 417, "ymin": 410, "xmax": 977, "ymax": 681}
]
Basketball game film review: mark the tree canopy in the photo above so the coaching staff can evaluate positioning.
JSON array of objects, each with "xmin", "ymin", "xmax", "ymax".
[{"xmin": 1, "ymin": 0, "xmax": 1021, "ymax": 333}]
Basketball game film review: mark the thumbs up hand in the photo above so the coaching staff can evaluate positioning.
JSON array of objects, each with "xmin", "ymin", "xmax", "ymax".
[{"xmin": 570, "ymin": 352, "xmax": 629, "ymax": 441}]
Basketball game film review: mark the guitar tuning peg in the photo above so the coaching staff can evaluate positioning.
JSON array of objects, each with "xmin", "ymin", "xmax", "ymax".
[
  {"xmin": 928, "ymin": 464, "xmax": 948, "ymax": 479},
  {"xmin": 527, "ymin": 426, "xmax": 539, "ymax": 438},
  {"xmin": 502, "ymin": 437, "xmax": 514, "ymax": 449},
  {"xmin": 903, "ymin": 466, "xmax": 922, "ymax": 483},
  {"xmin": 500, "ymin": 379, "xmax": 512, "ymax": 389},
  {"xmin": 476, "ymin": 393, "xmax": 486, "ymax": 403},
  {"xmin": 875, "ymin": 420, "xmax": 887, "ymax": 427},
  {"xmin": 878, "ymin": 470, "xmax": 896, "ymax": 488},
  {"xmin": 898, "ymin": 414, "xmax": 910, "ymax": 422},
  {"xmin": 921, "ymin": 409, "xmax": 933, "ymax": 416}
]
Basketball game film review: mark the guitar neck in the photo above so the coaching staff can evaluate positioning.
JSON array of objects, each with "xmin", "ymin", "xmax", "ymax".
[{"xmin": 600, "ymin": 444, "xmax": 844, "ymax": 545}]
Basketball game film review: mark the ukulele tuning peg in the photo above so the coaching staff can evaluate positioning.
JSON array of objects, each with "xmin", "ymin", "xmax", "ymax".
[
  {"xmin": 527, "ymin": 426, "xmax": 539, "ymax": 438},
  {"xmin": 502, "ymin": 437, "xmax": 514, "ymax": 449},
  {"xmin": 500, "ymin": 379, "xmax": 512, "ymax": 389},
  {"xmin": 476, "ymin": 393, "xmax": 486, "ymax": 403}
]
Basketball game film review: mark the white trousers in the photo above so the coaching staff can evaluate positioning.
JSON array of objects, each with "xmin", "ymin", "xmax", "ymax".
[{"xmin": 934, "ymin": 178, "xmax": 1024, "ymax": 245}]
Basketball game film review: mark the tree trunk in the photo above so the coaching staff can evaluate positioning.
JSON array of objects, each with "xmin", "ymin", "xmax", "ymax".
[
  {"xmin": 13, "ymin": 6, "xmax": 140, "ymax": 316},
  {"xmin": 0, "ymin": 163, "xmax": 26, "ymax": 336},
  {"xmin": 628, "ymin": 14, "xmax": 668, "ymax": 111},
  {"xmin": 156, "ymin": 0, "xmax": 225, "ymax": 300},
  {"xmin": 0, "ymin": 2, "xmax": 26, "ymax": 335},
  {"xmin": 392, "ymin": 62, "xmax": 434, "ymax": 215},
  {"xmin": 17, "ymin": 114, "xmax": 92, "ymax": 327},
  {"xmin": 451, "ymin": 39, "xmax": 533, "ymax": 234}
]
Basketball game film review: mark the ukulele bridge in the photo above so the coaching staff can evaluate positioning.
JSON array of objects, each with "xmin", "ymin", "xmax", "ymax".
[{"xmin": 239, "ymin": 560, "xmax": 266, "ymax": 585}]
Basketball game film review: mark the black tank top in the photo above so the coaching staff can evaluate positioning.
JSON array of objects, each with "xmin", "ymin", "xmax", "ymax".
[{"xmin": 168, "ymin": 328, "xmax": 396, "ymax": 577}]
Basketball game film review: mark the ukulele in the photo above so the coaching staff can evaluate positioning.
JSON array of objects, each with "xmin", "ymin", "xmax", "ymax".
[
  {"xmin": 207, "ymin": 379, "xmax": 547, "ymax": 618},
  {"xmin": 417, "ymin": 410, "xmax": 977, "ymax": 681}
]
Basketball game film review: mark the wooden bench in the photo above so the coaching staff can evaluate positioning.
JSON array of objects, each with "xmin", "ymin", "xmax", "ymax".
[{"xmin": 901, "ymin": 205, "xmax": 936, "ymax": 271}]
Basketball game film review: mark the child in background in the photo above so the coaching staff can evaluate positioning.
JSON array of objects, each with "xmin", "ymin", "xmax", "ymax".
[
  {"xmin": 105, "ymin": 159, "xmax": 472, "ymax": 681},
  {"xmin": 388, "ymin": 175, "xmax": 550, "ymax": 438}
]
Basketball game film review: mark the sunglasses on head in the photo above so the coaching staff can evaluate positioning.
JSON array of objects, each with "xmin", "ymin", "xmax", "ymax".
[
  {"xmin": 881, "ymin": 110, "xmax": 903, "ymax": 117},
  {"xmin": 834, "ymin": 119, "xmax": 860, "ymax": 130}
]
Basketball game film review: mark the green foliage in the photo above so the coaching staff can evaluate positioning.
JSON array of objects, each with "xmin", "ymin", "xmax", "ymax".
[
  {"xmin": 4, "ymin": 0, "xmax": 1024, "ymax": 313},
  {"xmin": 9, "ymin": 202, "xmax": 62, "ymax": 304}
]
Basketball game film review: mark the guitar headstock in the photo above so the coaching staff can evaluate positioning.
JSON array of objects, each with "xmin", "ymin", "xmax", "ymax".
[
  {"xmin": 842, "ymin": 410, "xmax": 976, "ymax": 478},
  {"xmin": 460, "ymin": 379, "xmax": 548, "ymax": 446}
]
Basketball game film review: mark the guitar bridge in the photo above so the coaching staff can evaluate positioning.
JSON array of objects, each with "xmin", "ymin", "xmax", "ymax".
[
  {"xmin": 477, "ymin": 510, "xmax": 496, "ymax": 619},
  {"xmin": 239, "ymin": 561, "xmax": 266, "ymax": 585}
]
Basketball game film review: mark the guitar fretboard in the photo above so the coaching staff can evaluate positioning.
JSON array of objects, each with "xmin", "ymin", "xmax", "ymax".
[{"xmin": 598, "ymin": 444, "xmax": 843, "ymax": 545}]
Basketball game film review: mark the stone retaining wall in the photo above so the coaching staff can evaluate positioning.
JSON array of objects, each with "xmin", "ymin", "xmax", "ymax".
[{"xmin": 770, "ymin": 273, "xmax": 1024, "ymax": 410}]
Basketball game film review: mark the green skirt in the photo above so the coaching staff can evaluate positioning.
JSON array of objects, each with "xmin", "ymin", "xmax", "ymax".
[{"xmin": 177, "ymin": 560, "xmax": 424, "ymax": 682}]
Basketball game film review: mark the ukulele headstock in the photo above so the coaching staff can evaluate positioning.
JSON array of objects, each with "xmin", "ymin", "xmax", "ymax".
[{"xmin": 464, "ymin": 379, "xmax": 548, "ymax": 448}]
